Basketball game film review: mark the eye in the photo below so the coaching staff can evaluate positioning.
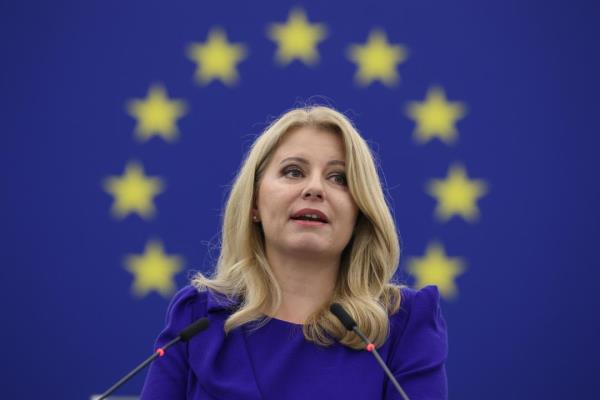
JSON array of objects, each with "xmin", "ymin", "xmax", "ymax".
[
  {"xmin": 282, "ymin": 165, "xmax": 304, "ymax": 178},
  {"xmin": 329, "ymin": 172, "xmax": 348, "ymax": 186}
]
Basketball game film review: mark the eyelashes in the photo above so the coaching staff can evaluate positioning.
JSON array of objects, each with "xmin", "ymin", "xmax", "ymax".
[
  {"xmin": 331, "ymin": 173, "xmax": 348, "ymax": 186},
  {"xmin": 282, "ymin": 165, "xmax": 304, "ymax": 178},
  {"xmin": 281, "ymin": 165, "xmax": 348, "ymax": 186}
]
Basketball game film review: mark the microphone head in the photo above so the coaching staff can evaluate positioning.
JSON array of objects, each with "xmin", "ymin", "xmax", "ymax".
[
  {"xmin": 180, "ymin": 318, "xmax": 210, "ymax": 342},
  {"xmin": 330, "ymin": 303, "xmax": 357, "ymax": 331}
]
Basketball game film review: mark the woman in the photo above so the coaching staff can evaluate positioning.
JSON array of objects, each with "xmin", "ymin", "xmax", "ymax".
[{"xmin": 140, "ymin": 106, "xmax": 448, "ymax": 399}]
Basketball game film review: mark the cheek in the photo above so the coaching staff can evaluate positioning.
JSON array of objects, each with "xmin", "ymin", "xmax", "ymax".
[
  {"xmin": 342, "ymin": 193, "xmax": 359, "ymax": 215},
  {"xmin": 345, "ymin": 202, "xmax": 360, "ymax": 230},
  {"xmin": 336, "ymin": 198, "xmax": 359, "ymax": 232},
  {"xmin": 344, "ymin": 212, "xmax": 358, "ymax": 236},
  {"xmin": 258, "ymin": 182, "xmax": 292, "ymax": 218}
]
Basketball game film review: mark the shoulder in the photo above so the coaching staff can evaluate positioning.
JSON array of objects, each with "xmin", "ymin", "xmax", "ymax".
[
  {"xmin": 395, "ymin": 284, "xmax": 443, "ymax": 321},
  {"xmin": 385, "ymin": 285, "xmax": 449, "ymax": 397},
  {"xmin": 161, "ymin": 285, "xmax": 207, "ymax": 328},
  {"xmin": 164, "ymin": 285, "xmax": 238, "ymax": 324},
  {"xmin": 388, "ymin": 285, "xmax": 447, "ymax": 352},
  {"xmin": 168, "ymin": 285, "xmax": 206, "ymax": 309}
]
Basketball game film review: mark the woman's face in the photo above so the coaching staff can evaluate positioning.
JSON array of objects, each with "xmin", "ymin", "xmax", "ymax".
[{"xmin": 256, "ymin": 127, "xmax": 359, "ymax": 260}]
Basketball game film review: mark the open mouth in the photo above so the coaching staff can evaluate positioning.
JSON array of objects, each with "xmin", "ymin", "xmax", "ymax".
[
  {"xmin": 290, "ymin": 209, "xmax": 329, "ymax": 224},
  {"xmin": 291, "ymin": 214, "xmax": 327, "ymax": 223}
]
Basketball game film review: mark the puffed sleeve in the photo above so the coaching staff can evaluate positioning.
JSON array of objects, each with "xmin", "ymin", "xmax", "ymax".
[
  {"xmin": 385, "ymin": 285, "xmax": 448, "ymax": 400},
  {"xmin": 140, "ymin": 285, "xmax": 206, "ymax": 400}
]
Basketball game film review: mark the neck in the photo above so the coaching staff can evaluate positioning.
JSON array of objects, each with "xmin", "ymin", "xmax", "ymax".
[{"xmin": 265, "ymin": 247, "xmax": 340, "ymax": 324}]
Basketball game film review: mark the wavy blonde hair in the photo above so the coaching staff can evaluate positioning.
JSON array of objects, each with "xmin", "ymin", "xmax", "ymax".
[{"xmin": 192, "ymin": 106, "xmax": 403, "ymax": 349}]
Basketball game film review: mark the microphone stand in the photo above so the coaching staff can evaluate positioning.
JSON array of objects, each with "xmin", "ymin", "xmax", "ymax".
[{"xmin": 97, "ymin": 317, "xmax": 209, "ymax": 400}]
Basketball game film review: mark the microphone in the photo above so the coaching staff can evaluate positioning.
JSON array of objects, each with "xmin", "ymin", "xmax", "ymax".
[
  {"xmin": 97, "ymin": 318, "xmax": 210, "ymax": 400},
  {"xmin": 330, "ymin": 304, "xmax": 410, "ymax": 400}
]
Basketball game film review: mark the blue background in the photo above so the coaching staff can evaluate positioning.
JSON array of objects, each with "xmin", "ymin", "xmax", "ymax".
[{"xmin": 1, "ymin": 0, "xmax": 599, "ymax": 398}]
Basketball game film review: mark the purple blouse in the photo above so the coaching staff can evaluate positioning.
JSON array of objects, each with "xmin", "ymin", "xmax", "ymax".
[{"xmin": 140, "ymin": 285, "xmax": 448, "ymax": 400}]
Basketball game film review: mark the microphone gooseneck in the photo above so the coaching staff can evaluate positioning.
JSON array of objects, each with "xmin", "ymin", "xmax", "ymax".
[
  {"xmin": 180, "ymin": 317, "xmax": 210, "ymax": 341},
  {"xmin": 330, "ymin": 303, "xmax": 410, "ymax": 400},
  {"xmin": 97, "ymin": 317, "xmax": 210, "ymax": 400},
  {"xmin": 330, "ymin": 303, "xmax": 357, "ymax": 330}
]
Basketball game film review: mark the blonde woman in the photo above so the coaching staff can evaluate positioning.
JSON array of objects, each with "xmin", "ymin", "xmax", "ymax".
[{"xmin": 140, "ymin": 106, "xmax": 448, "ymax": 399}]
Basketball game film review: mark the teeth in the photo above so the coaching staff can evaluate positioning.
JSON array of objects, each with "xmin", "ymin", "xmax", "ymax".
[
  {"xmin": 293, "ymin": 212, "xmax": 326, "ymax": 221},
  {"xmin": 300, "ymin": 214, "xmax": 322, "ymax": 220}
]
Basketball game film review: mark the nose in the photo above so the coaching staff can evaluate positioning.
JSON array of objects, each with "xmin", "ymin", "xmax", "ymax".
[{"xmin": 301, "ymin": 173, "xmax": 324, "ymax": 200}]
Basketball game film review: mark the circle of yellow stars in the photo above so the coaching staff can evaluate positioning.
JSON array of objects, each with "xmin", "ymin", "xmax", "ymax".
[{"xmin": 101, "ymin": 7, "xmax": 489, "ymax": 300}]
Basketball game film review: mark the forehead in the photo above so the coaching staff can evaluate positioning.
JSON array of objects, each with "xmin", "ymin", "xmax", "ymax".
[{"xmin": 272, "ymin": 127, "xmax": 346, "ymax": 161}]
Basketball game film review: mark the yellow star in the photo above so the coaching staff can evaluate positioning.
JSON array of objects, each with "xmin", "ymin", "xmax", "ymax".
[
  {"xmin": 407, "ymin": 241, "xmax": 466, "ymax": 300},
  {"xmin": 126, "ymin": 84, "xmax": 187, "ymax": 142},
  {"xmin": 187, "ymin": 27, "xmax": 247, "ymax": 86},
  {"xmin": 124, "ymin": 240, "xmax": 183, "ymax": 298},
  {"xmin": 103, "ymin": 161, "xmax": 165, "ymax": 220},
  {"xmin": 267, "ymin": 8, "xmax": 327, "ymax": 66},
  {"xmin": 347, "ymin": 29, "xmax": 408, "ymax": 87},
  {"xmin": 427, "ymin": 163, "xmax": 488, "ymax": 222},
  {"xmin": 406, "ymin": 87, "xmax": 467, "ymax": 145}
]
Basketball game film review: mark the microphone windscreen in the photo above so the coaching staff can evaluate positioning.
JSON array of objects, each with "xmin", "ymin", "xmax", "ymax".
[
  {"xmin": 330, "ymin": 303, "xmax": 357, "ymax": 331},
  {"xmin": 180, "ymin": 318, "xmax": 210, "ymax": 342}
]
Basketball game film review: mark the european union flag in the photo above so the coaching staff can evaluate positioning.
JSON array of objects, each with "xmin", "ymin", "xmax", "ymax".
[{"xmin": 1, "ymin": 0, "xmax": 598, "ymax": 398}]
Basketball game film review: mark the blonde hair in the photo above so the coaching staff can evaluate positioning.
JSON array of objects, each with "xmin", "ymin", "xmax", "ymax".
[{"xmin": 192, "ymin": 106, "xmax": 403, "ymax": 349}]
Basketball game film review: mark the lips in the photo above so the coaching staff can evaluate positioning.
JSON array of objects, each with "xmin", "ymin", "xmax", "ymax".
[{"xmin": 290, "ymin": 208, "xmax": 329, "ymax": 223}]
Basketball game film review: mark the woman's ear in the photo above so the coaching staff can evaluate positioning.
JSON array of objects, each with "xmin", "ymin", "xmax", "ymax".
[{"xmin": 252, "ymin": 204, "xmax": 260, "ymax": 222}]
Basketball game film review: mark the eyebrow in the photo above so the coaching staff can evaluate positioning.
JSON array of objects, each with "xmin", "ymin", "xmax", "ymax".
[{"xmin": 279, "ymin": 157, "xmax": 346, "ymax": 167}]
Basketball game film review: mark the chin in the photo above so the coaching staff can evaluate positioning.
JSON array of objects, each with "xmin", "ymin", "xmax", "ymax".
[{"xmin": 285, "ymin": 240, "xmax": 337, "ymax": 257}]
